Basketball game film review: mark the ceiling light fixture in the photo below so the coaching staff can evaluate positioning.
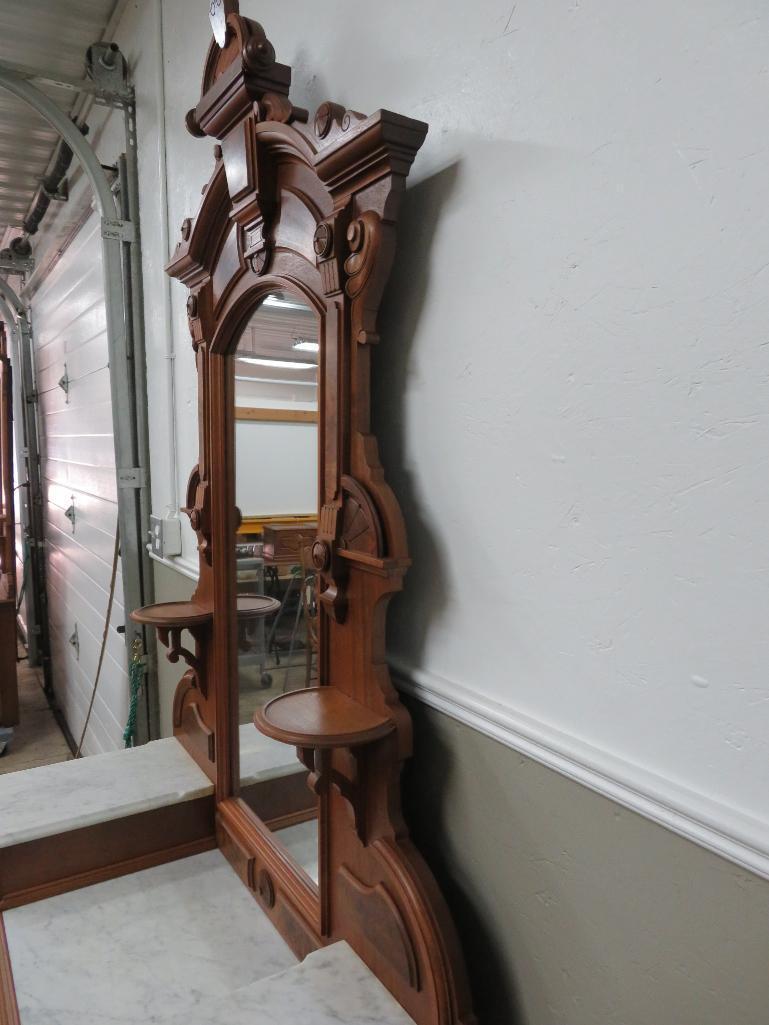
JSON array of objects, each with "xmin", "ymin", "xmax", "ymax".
[{"xmin": 292, "ymin": 339, "xmax": 319, "ymax": 353}]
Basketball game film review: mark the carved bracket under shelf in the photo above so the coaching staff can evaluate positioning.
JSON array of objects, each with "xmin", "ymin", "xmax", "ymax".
[
  {"xmin": 130, "ymin": 601, "xmax": 213, "ymax": 698},
  {"xmin": 158, "ymin": 624, "xmax": 206, "ymax": 694},
  {"xmin": 257, "ymin": 687, "xmax": 394, "ymax": 844}
]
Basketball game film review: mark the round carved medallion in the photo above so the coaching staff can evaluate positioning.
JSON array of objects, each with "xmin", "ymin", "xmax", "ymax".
[
  {"xmin": 256, "ymin": 868, "xmax": 275, "ymax": 909},
  {"xmin": 311, "ymin": 540, "xmax": 331, "ymax": 571},
  {"xmin": 314, "ymin": 101, "xmax": 333, "ymax": 138},
  {"xmin": 313, "ymin": 222, "xmax": 333, "ymax": 258}
]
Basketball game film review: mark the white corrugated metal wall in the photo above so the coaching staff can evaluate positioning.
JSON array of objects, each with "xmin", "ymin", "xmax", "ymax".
[{"xmin": 32, "ymin": 211, "xmax": 128, "ymax": 754}]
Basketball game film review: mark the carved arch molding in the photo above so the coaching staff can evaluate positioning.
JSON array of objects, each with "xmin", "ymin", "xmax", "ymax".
[{"xmin": 157, "ymin": 5, "xmax": 476, "ymax": 1024}]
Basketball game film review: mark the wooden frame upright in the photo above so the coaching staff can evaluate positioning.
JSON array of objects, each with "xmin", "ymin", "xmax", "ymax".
[{"xmin": 137, "ymin": 6, "xmax": 476, "ymax": 1023}]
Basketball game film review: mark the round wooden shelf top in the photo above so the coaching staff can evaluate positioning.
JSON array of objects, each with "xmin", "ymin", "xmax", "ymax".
[
  {"xmin": 255, "ymin": 686, "xmax": 395, "ymax": 749},
  {"xmin": 237, "ymin": 594, "xmax": 281, "ymax": 619},
  {"xmin": 129, "ymin": 601, "xmax": 212, "ymax": 629}
]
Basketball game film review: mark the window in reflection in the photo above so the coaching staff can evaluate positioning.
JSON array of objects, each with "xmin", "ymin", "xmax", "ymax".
[{"xmin": 233, "ymin": 290, "xmax": 319, "ymax": 885}]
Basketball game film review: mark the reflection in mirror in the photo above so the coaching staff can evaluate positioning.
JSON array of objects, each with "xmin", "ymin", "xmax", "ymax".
[{"xmin": 233, "ymin": 291, "xmax": 319, "ymax": 885}]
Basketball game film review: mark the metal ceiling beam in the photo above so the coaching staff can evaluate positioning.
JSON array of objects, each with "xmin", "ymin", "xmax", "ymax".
[
  {"xmin": 0, "ymin": 67, "xmax": 117, "ymax": 220},
  {"xmin": 0, "ymin": 59, "xmax": 132, "ymax": 106}
]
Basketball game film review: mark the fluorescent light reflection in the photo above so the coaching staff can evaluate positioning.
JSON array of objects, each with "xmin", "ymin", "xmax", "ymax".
[
  {"xmin": 237, "ymin": 356, "xmax": 316, "ymax": 370},
  {"xmin": 261, "ymin": 295, "xmax": 309, "ymax": 311},
  {"xmin": 234, "ymin": 375, "xmax": 317, "ymax": 387}
]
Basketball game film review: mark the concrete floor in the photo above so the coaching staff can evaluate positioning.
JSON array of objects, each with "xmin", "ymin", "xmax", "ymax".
[{"xmin": 0, "ymin": 655, "xmax": 71, "ymax": 775}]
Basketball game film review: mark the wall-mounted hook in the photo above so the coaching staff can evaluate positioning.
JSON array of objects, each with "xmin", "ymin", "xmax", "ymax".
[
  {"xmin": 68, "ymin": 624, "xmax": 79, "ymax": 660},
  {"xmin": 58, "ymin": 363, "xmax": 70, "ymax": 404},
  {"xmin": 65, "ymin": 496, "xmax": 76, "ymax": 532}
]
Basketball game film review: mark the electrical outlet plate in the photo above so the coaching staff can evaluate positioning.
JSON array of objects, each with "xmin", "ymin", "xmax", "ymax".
[{"xmin": 150, "ymin": 514, "xmax": 182, "ymax": 558}]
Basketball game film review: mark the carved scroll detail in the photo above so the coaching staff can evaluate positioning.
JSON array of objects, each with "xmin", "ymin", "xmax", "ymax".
[
  {"xmin": 344, "ymin": 213, "xmax": 379, "ymax": 299},
  {"xmin": 344, "ymin": 211, "xmax": 394, "ymax": 344},
  {"xmin": 182, "ymin": 464, "xmax": 212, "ymax": 565}
]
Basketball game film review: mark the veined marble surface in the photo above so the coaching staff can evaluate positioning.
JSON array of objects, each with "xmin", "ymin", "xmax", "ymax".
[
  {"xmin": 163, "ymin": 941, "xmax": 417, "ymax": 1025},
  {"xmin": 239, "ymin": 721, "xmax": 304, "ymax": 785},
  {"xmin": 4, "ymin": 849, "xmax": 297, "ymax": 1025},
  {"xmin": 0, "ymin": 737, "xmax": 213, "ymax": 849}
]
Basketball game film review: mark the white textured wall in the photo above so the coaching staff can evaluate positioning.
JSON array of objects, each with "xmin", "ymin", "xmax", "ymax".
[{"xmin": 139, "ymin": 0, "xmax": 769, "ymax": 858}]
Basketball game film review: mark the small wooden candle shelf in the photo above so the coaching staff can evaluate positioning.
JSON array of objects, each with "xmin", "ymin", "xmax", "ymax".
[
  {"xmin": 255, "ymin": 686, "xmax": 395, "ymax": 750},
  {"xmin": 131, "ymin": 596, "xmax": 279, "ymax": 700},
  {"xmin": 130, "ymin": 600, "xmax": 213, "ymax": 630},
  {"xmin": 236, "ymin": 594, "xmax": 281, "ymax": 619}
]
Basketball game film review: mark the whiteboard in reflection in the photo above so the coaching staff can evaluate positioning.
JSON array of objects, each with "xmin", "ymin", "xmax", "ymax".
[{"xmin": 235, "ymin": 419, "xmax": 318, "ymax": 516}]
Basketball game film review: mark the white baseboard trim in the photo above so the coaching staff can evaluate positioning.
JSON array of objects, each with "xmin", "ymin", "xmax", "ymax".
[
  {"xmin": 141, "ymin": 543, "xmax": 769, "ymax": 882},
  {"xmin": 390, "ymin": 657, "xmax": 769, "ymax": 882},
  {"xmin": 147, "ymin": 547, "xmax": 200, "ymax": 582}
]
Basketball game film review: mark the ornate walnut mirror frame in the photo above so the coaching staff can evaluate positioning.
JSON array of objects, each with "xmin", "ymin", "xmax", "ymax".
[{"xmin": 133, "ymin": 5, "xmax": 475, "ymax": 1023}]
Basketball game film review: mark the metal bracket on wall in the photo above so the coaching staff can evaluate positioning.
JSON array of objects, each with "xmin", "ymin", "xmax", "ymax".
[
  {"xmin": 118, "ymin": 466, "xmax": 147, "ymax": 489},
  {"xmin": 64, "ymin": 496, "xmax": 76, "ymax": 533},
  {"xmin": 58, "ymin": 363, "xmax": 70, "ymax": 403},
  {"xmin": 85, "ymin": 42, "xmax": 131, "ymax": 102},
  {"xmin": 0, "ymin": 252, "xmax": 34, "ymax": 275},
  {"xmin": 68, "ymin": 624, "xmax": 79, "ymax": 660},
  {"xmin": 0, "ymin": 57, "xmax": 132, "ymax": 109}
]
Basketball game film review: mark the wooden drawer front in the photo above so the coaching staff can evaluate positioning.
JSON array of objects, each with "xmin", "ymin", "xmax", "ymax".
[{"xmin": 262, "ymin": 524, "xmax": 316, "ymax": 563}]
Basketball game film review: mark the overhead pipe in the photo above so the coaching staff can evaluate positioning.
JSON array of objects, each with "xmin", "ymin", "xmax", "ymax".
[{"xmin": 21, "ymin": 121, "xmax": 90, "ymax": 238}]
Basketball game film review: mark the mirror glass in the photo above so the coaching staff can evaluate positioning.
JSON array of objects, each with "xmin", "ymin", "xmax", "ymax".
[{"xmin": 233, "ymin": 290, "xmax": 319, "ymax": 885}]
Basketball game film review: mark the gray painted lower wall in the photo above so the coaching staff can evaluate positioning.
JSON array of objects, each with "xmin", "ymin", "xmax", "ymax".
[
  {"xmin": 152, "ymin": 561, "xmax": 768, "ymax": 1025},
  {"xmin": 402, "ymin": 695, "xmax": 769, "ymax": 1025}
]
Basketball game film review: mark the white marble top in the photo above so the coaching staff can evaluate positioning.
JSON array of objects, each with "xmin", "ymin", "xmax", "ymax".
[
  {"xmin": 5, "ymin": 848, "xmax": 415, "ymax": 1025},
  {"xmin": 164, "ymin": 942, "xmax": 417, "ymax": 1025},
  {"xmin": 239, "ymin": 721, "xmax": 305, "ymax": 786},
  {"xmin": 4, "ymin": 850, "xmax": 297, "ymax": 1025},
  {"xmin": 0, "ymin": 737, "xmax": 213, "ymax": 850}
]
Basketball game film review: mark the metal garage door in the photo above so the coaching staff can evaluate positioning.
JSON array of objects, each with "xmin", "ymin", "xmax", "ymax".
[{"xmin": 32, "ymin": 210, "xmax": 128, "ymax": 754}]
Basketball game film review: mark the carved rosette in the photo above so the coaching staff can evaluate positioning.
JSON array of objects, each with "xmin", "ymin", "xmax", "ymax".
[{"xmin": 182, "ymin": 464, "xmax": 212, "ymax": 564}]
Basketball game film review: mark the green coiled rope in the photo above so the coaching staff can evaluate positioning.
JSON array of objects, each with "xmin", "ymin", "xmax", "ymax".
[{"xmin": 123, "ymin": 638, "xmax": 143, "ymax": 748}]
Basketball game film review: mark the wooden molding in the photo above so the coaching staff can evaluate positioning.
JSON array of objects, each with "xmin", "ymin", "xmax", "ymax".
[
  {"xmin": 235, "ymin": 406, "xmax": 317, "ymax": 423},
  {"xmin": 0, "ymin": 797, "xmax": 216, "ymax": 911},
  {"xmin": 0, "ymin": 913, "xmax": 20, "ymax": 1025},
  {"xmin": 393, "ymin": 656, "xmax": 769, "ymax": 885}
]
